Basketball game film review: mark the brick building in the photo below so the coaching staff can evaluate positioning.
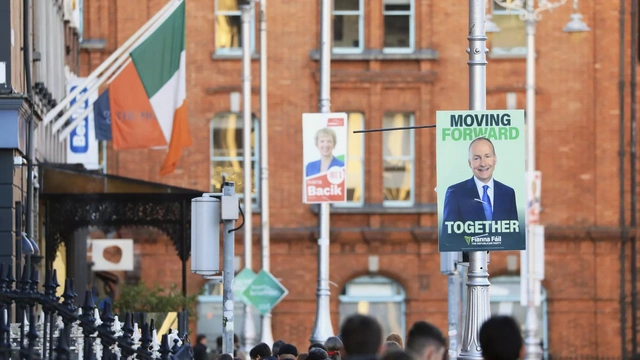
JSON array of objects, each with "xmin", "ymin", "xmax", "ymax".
[{"xmin": 78, "ymin": 0, "xmax": 636, "ymax": 358}]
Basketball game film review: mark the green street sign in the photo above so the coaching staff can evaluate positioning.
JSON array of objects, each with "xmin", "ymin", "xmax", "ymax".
[
  {"xmin": 233, "ymin": 268, "xmax": 257, "ymax": 303},
  {"xmin": 242, "ymin": 270, "xmax": 288, "ymax": 315}
]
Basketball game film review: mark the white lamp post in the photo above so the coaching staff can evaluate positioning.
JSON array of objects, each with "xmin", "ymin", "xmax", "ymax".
[{"xmin": 488, "ymin": 0, "xmax": 589, "ymax": 359}]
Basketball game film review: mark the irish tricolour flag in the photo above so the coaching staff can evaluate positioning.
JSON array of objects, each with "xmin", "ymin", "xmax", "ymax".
[{"xmin": 108, "ymin": 0, "xmax": 191, "ymax": 175}]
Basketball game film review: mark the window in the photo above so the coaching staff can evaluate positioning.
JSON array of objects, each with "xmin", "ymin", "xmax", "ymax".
[
  {"xmin": 210, "ymin": 112, "xmax": 260, "ymax": 206},
  {"xmin": 382, "ymin": 113, "xmax": 414, "ymax": 206},
  {"xmin": 339, "ymin": 275, "xmax": 406, "ymax": 337},
  {"xmin": 334, "ymin": 113, "xmax": 365, "ymax": 207},
  {"xmin": 214, "ymin": 0, "xmax": 255, "ymax": 55},
  {"xmin": 197, "ymin": 281, "xmax": 262, "ymax": 348},
  {"xmin": 490, "ymin": 0, "xmax": 526, "ymax": 56},
  {"xmin": 383, "ymin": 0, "xmax": 414, "ymax": 53},
  {"xmin": 489, "ymin": 276, "xmax": 549, "ymax": 360},
  {"xmin": 333, "ymin": 0, "xmax": 364, "ymax": 53}
]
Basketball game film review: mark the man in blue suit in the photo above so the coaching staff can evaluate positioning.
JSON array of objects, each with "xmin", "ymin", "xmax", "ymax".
[{"xmin": 442, "ymin": 137, "xmax": 518, "ymax": 226}]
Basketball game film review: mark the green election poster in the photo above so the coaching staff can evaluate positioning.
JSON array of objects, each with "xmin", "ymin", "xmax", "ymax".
[{"xmin": 436, "ymin": 110, "xmax": 526, "ymax": 252}]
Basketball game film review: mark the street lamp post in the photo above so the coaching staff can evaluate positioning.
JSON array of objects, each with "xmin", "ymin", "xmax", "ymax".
[{"xmin": 488, "ymin": 1, "xmax": 589, "ymax": 359}]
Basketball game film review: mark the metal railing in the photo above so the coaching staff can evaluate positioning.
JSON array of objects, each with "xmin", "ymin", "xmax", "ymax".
[{"xmin": 0, "ymin": 263, "xmax": 194, "ymax": 359}]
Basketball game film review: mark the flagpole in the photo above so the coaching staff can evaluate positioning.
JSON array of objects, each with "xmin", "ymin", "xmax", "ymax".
[
  {"xmin": 241, "ymin": 2, "xmax": 257, "ymax": 351},
  {"xmin": 53, "ymin": 0, "xmax": 182, "ymax": 136},
  {"xmin": 43, "ymin": 0, "xmax": 178, "ymax": 125},
  {"xmin": 259, "ymin": 0, "xmax": 274, "ymax": 346}
]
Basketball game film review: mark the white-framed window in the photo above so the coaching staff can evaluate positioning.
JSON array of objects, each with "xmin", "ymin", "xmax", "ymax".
[
  {"xmin": 382, "ymin": 0, "xmax": 414, "ymax": 53},
  {"xmin": 339, "ymin": 275, "xmax": 406, "ymax": 337},
  {"xmin": 382, "ymin": 112, "xmax": 415, "ymax": 206},
  {"xmin": 197, "ymin": 281, "xmax": 262, "ymax": 349},
  {"xmin": 489, "ymin": 276, "xmax": 549, "ymax": 360},
  {"xmin": 333, "ymin": 0, "xmax": 364, "ymax": 53},
  {"xmin": 214, "ymin": 0, "xmax": 255, "ymax": 55},
  {"xmin": 334, "ymin": 112, "xmax": 365, "ymax": 207},
  {"xmin": 489, "ymin": 0, "xmax": 526, "ymax": 56},
  {"xmin": 210, "ymin": 112, "xmax": 260, "ymax": 207}
]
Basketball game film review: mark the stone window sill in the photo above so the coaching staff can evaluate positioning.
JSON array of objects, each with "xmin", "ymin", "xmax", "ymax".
[
  {"xmin": 309, "ymin": 49, "xmax": 439, "ymax": 61},
  {"xmin": 211, "ymin": 52, "xmax": 260, "ymax": 60},
  {"xmin": 309, "ymin": 203, "xmax": 437, "ymax": 214}
]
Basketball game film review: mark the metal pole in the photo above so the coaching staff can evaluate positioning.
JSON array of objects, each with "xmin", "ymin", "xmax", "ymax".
[
  {"xmin": 241, "ymin": 3, "xmax": 257, "ymax": 351},
  {"xmin": 458, "ymin": 1, "xmax": 490, "ymax": 359},
  {"xmin": 447, "ymin": 270, "xmax": 462, "ymax": 360},
  {"xmin": 223, "ymin": 183, "xmax": 237, "ymax": 355},
  {"xmin": 259, "ymin": 0, "xmax": 274, "ymax": 345},
  {"xmin": 524, "ymin": 1, "xmax": 542, "ymax": 358},
  {"xmin": 310, "ymin": 0, "xmax": 335, "ymax": 344}
]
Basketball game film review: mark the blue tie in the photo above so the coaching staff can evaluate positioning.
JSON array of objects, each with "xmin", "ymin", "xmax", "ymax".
[{"xmin": 482, "ymin": 185, "xmax": 493, "ymax": 221}]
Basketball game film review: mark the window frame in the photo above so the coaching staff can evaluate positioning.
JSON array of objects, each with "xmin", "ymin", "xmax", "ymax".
[
  {"xmin": 382, "ymin": 112, "xmax": 415, "ymax": 207},
  {"xmin": 489, "ymin": 0, "xmax": 527, "ymax": 57},
  {"xmin": 210, "ymin": 112, "xmax": 261, "ymax": 208},
  {"xmin": 339, "ymin": 275, "xmax": 407, "ymax": 338},
  {"xmin": 333, "ymin": 112, "xmax": 365, "ymax": 208},
  {"xmin": 382, "ymin": 0, "xmax": 415, "ymax": 54},
  {"xmin": 214, "ymin": 0, "xmax": 256, "ymax": 55},
  {"xmin": 489, "ymin": 276, "xmax": 549, "ymax": 360},
  {"xmin": 332, "ymin": 0, "xmax": 365, "ymax": 54}
]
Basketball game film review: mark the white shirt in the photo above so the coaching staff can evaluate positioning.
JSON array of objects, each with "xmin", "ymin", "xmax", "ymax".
[{"xmin": 473, "ymin": 176, "xmax": 494, "ymax": 212}]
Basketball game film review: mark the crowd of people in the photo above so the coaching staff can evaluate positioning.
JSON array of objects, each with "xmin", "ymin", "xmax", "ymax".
[{"xmin": 193, "ymin": 314, "xmax": 524, "ymax": 360}]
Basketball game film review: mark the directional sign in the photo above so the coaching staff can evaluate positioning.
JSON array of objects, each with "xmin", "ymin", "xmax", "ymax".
[
  {"xmin": 233, "ymin": 268, "xmax": 257, "ymax": 303},
  {"xmin": 242, "ymin": 270, "xmax": 288, "ymax": 315}
]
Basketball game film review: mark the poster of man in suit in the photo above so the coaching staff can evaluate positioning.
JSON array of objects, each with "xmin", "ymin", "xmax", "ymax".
[{"xmin": 436, "ymin": 110, "xmax": 526, "ymax": 252}]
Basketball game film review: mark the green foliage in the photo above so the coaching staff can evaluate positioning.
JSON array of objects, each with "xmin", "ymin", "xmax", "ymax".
[{"xmin": 113, "ymin": 282, "xmax": 199, "ymax": 320}]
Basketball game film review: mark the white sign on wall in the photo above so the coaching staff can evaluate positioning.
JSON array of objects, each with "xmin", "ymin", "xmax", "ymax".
[{"xmin": 89, "ymin": 239, "xmax": 134, "ymax": 271}]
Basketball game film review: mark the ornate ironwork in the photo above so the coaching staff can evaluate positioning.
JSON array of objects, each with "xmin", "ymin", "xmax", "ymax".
[{"xmin": 42, "ymin": 193, "xmax": 197, "ymax": 265}]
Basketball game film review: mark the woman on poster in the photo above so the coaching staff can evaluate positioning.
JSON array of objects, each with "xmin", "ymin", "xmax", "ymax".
[{"xmin": 305, "ymin": 127, "xmax": 345, "ymax": 177}]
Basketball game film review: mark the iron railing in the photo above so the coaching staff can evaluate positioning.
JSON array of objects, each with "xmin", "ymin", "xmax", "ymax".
[{"xmin": 0, "ymin": 263, "xmax": 194, "ymax": 359}]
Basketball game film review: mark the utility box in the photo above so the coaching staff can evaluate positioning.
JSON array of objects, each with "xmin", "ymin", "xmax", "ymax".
[{"xmin": 191, "ymin": 195, "xmax": 221, "ymax": 276}]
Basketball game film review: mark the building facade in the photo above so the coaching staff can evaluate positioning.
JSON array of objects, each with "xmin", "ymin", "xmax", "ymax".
[
  {"xmin": 0, "ymin": 0, "xmax": 81, "ymax": 286},
  {"xmin": 79, "ymin": 0, "xmax": 636, "ymax": 358}
]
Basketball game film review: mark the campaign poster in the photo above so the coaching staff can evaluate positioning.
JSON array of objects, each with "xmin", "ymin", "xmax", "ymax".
[
  {"xmin": 302, "ymin": 113, "xmax": 348, "ymax": 204},
  {"xmin": 436, "ymin": 110, "xmax": 526, "ymax": 252}
]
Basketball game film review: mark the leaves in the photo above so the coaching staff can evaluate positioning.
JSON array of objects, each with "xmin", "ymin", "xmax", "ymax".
[{"xmin": 113, "ymin": 282, "xmax": 199, "ymax": 319}]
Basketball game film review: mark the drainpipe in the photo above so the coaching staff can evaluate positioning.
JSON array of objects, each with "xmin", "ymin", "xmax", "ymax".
[{"xmin": 618, "ymin": 0, "xmax": 627, "ymax": 357}]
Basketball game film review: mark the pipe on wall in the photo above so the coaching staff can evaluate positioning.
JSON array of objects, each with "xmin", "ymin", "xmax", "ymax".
[
  {"xmin": 631, "ymin": 0, "xmax": 639, "ymax": 354},
  {"xmin": 619, "ymin": 0, "xmax": 628, "ymax": 357}
]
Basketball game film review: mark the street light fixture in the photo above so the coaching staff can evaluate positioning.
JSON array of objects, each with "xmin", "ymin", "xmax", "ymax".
[{"xmin": 487, "ymin": 0, "xmax": 589, "ymax": 359}]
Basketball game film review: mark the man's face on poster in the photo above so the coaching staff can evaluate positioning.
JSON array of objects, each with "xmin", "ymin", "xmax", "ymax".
[{"xmin": 468, "ymin": 138, "xmax": 496, "ymax": 183}]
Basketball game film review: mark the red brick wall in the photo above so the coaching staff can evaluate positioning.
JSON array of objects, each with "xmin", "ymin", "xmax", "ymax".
[{"xmin": 78, "ymin": 0, "xmax": 639, "ymax": 357}]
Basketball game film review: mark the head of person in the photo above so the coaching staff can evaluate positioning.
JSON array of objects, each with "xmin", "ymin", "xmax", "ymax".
[
  {"xmin": 405, "ymin": 321, "xmax": 447, "ymax": 360},
  {"xmin": 273, "ymin": 340, "xmax": 287, "ymax": 356},
  {"xmin": 315, "ymin": 128, "xmax": 337, "ymax": 158},
  {"xmin": 251, "ymin": 343, "xmax": 273, "ymax": 360},
  {"xmin": 339, "ymin": 314, "xmax": 383, "ymax": 357},
  {"xmin": 324, "ymin": 336, "xmax": 344, "ymax": 360},
  {"xmin": 380, "ymin": 350, "xmax": 414, "ymax": 360},
  {"xmin": 307, "ymin": 348, "xmax": 330, "ymax": 360},
  {"xmin": 382, "ymin": 341, "xmax": 402, "ymax": 354},
  {"xmin": 468, "ymin": 137, "xmax": 496, "ymax": 184},
  {"xmin": 219, "ymin": 355, "xmax": 234, "ymax": 360},
  {"xmin": 197, "ymin": 334, "xmax": 207, "ymax": 345},
  {"xmin": 479, "ymin": 316, "xmax": 523, "ymax": 360},
  {"xmin": 385, "ymin": 334, "xmax": 404, "ymax": 349},
  {"xmin": 309, "ymin": 343, "xmax": 328, "ymax": 352},
  {"xmin": 278, "ymin": 344, "xmax": 299, "ymax": 360}
]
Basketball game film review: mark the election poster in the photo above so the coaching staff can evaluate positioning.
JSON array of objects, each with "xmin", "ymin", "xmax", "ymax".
[
  {"xmin": 302, "ymin": 113, "xmax": 348, "ymax": 204},
  {"xmin": 436, "ymin": 110, "xmax": 526, "ymax": 252}
]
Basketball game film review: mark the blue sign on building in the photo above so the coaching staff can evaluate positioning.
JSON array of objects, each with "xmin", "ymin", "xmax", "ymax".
[{"xmin": 69, "ymin": 85, "xmax": 89, "ymax": 154}]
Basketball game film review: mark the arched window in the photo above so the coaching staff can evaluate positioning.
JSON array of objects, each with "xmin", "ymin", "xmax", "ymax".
[
  {"xmin": 490, "ymin": 276, "xmax": 549, "ymax": 360},
  {"xmin": 339, "ymin": 275, "xmax": 406, "ymax": 337}
]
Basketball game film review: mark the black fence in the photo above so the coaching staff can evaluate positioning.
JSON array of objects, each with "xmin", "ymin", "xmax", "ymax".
[{"xmin": 0, "ymin": 262, "xmax": 194, "ymax": 359}]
